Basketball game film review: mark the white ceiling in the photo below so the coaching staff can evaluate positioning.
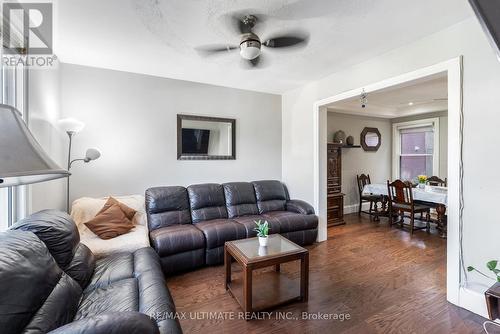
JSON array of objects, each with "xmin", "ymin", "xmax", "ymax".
[
  {"xmin": 54, "ymin": 0, "xmax": 472, "ymax": 94},
  {"xmin": 328, "ymin": 73, "xmax": 448, "ymax": 118}
]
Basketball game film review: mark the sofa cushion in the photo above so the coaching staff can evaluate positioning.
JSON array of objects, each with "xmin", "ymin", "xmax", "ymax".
[
  {"xmin": 263, "ymin": 211, "xmax": 318, "ymax": 233},
  {"xmin": 145, "ymin": 186, "xmax": 191, "ymax": 230},
  {"xmin": 232, "ymin": 215, "xmax": 281, "ymax": 237},
  {"xmin": 188, "ymin": 184, "xmax": 228, "ymax": 223},
  {"xmin": 97, "ymin": 196, "xmax": 137, "ymax": 220},
  {"xmin": 10, "ymin": 209, "xmax": 80, "ymax": 270},
  {"xmin": 150, "ymin": 224, "xmax": 205, "ymax": 257},
  {"xmin": 195, "ymin": 219, "xmax": 246, "ymax": 249},
  {"xmin": 252, "ymin": 180, "xmax": 287, "ymax": 214},
  {"xmin": 24, "ymin": 273, "xmax": 82, "ymax": 333},
  {"xmin": 223, "ymin": 182, "xmax": 259, "ymax": 218},
  {"xmin": 84, "ymin": 204, "xmax": 135, "ymax": 240},
  {"xmin": 86, "ymin": 252, "xmax": 135, "ymax": 291},
  {"xmin": 76, "ymin": 278, "xmax": 139, "ymax": 320},
  {"xmin": 50, "ymin": 312, "xmax": 161, "ymax": 334}
]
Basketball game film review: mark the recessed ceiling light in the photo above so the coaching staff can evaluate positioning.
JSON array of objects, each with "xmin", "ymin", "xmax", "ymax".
[{"xmin": 408, "ymin": 102, "xmax": 414, "ymax": 106}]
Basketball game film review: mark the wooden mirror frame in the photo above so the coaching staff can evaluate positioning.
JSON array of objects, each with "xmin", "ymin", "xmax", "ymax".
[
  {"xmin": 177, "ymin": 114, "xmax": 236, "ymax": 160},
  {"xmin": 360, "ymin": 127, "xmax": 381, "ymax": 152}
]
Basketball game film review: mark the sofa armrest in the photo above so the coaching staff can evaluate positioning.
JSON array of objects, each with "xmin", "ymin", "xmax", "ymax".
[
  {"xmin": 286, "ymin": 200, "xmax": 315, "ymax": 215},
  {"xmin": 48, "ymin": 312, "xmax": 160, "ymax": 334}
]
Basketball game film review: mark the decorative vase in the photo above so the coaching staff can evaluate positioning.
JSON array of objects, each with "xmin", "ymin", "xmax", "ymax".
[
  {"xmin": 258, "ymin": 236, "xmax": 268, "ymax": 247},
  {"xmin": 346, "ymin": 135, "xmax": 354, "ymax": 146},
  {"xmin": 333, "ymin": 130, "xmax": 346, "ymax": 144},
  {"xmin": 418, "ymin": 183, "xmax": 425, "ymax": 189}
]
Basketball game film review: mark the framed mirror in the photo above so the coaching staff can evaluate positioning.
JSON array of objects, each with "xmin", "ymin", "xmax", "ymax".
[
  {"xmin": 177, "ymin": 114, "xmax": 236, "ymax": 160},
  {"xmin": 360, "ymin": 127, "xmax": 381, "ymax": 151}
]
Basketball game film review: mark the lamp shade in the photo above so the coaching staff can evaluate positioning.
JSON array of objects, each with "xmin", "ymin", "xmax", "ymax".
[
  {"xmin": 58, "ymin": 117, "xmax": 85, "ymax": 134},
  {"xmin": 0, "ymin": 104, "xmax": 70, "ymax": 187},
  {"xmin": 85, "ymin": 148, "xmax": 101, "ymax": 161}
]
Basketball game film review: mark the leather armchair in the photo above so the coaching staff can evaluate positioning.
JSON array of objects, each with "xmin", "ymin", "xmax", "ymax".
[{"xmin": 4, "ymin": 210, "xmax": 182, "ymax": 334}]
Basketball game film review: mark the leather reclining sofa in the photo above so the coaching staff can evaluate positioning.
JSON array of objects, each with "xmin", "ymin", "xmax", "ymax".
[
  {"xmin": 146, "ymin": 180, "xmax": 318, "ymax": 274},
  {"xmin": 0, "ymin": 210, "xmax": 182, "ymax": 334}
]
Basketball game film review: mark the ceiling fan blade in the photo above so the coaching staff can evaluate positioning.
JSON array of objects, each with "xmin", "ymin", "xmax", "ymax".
[
  {"xmin": 194, "ymin": 45, "xmax": 238, "ymax": 56},
  {"xmin": 263, "ymin": 32, "xmax": 310, "ymax": 48}
]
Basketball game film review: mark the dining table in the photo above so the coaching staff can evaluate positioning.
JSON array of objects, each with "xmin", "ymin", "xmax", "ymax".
[{"xmin": 363, "ymin": 183, "xmax": 448, "ymax": 238}]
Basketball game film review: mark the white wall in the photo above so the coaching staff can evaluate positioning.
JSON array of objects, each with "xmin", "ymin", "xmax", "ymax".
[
  {"xmin": 57, "ymin": 63, "xmax": 281, "ymax": 204},
  {"xmin": 28, "ymin": 63, "xmax": 67, "ymax": 212},
  {"xmin": 282, "ymin": 17, "xmax": 500, "ymax": 311},
  {"xmin": 327, "ymin": 112, "xmax": 392, "ymax": 209},
  {"xmin": 392, "ymin": 110, "xmax": 448, "ymax": 179}
]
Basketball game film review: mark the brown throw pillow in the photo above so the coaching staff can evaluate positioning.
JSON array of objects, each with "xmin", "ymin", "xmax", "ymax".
[
  {"xmin": 97, "ymin": 196, "xmax": 137, "ymax": 221},
  {"xmin": 84, "ymin": 204, "xmax": 134, "ymax": 240}
]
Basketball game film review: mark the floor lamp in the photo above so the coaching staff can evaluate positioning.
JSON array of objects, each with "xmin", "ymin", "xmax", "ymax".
[
  {"xmin": 0, "ymin": 105, "xmax": 69, "ymax": 225},
  {"xmin": 58, "ymin": 118, "xmax": 101, "ymax": 213}
]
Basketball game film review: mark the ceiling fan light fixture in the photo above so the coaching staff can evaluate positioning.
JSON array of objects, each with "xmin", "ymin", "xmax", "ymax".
[{"xmin": 240, "ymin": 40, "xmax": 261, "ymax": 60}]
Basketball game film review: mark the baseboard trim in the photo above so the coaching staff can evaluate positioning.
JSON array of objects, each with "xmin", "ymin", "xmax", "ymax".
[
  {"xmin": 459, "ymin": 283, "xmax": 490, "ymax": 319},
  {"xmin": 344, "ymin": 202, "xmax": 371, "ymax": 215}
]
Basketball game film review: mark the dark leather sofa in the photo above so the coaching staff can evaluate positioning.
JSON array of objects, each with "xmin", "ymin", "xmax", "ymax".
[
  {"xmin": 146, "ymin": 180, "xmax": 318, "ymax": 273},
  {"xmin": 1, "ymin": 210, "xmax": 182, "ymax": 334}
]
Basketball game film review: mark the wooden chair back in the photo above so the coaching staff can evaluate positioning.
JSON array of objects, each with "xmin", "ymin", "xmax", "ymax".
[
  {"xmin": 387, "ymin": 179, "xmax": 414, "ymax": 207},
  {"xmin": 427, "ymin": 176, "xmax": 447, "ymax": 187},
  {"xmin": 357, "ymin": 174, "xmax": 371, "ymax": 196}
]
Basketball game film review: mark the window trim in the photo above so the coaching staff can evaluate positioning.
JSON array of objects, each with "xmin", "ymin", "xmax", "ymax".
[{"xmin": 392, "ymin": 117, "xmax": 440, "ymax": 180}]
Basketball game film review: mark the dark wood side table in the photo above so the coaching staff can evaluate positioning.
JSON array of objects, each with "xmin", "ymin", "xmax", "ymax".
[
  {"xmin": 224, "ymin": 235, "xmax": 309, "ymax": 316},
  {"xmin": 486, "ymin": 282, "xmax": 500, "ymax": 320}
]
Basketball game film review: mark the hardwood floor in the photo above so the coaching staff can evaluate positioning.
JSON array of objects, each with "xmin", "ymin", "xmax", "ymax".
[{"xmin": 167, "ymin": 214, "xmax": 486, "ymax": 333}]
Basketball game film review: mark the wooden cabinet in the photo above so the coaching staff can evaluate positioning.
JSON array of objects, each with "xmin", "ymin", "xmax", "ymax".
[{"xmin": 327, "ymin": 144, "xmax": 345, "ymax": 226}]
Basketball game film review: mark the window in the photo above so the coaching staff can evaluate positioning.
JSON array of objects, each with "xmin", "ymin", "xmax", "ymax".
[
  {"xmin": 392, "ymin": 118, "xmax": 439, "ymax": 182},
  {"xmin": 0, "ymin": 46, "xmax": 27, "ymax": 231}
]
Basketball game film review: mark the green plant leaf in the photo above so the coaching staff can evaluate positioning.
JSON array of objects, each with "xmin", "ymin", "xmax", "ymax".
[
  {"xmin": 487, "ymin": 260, "xmax": 498, "ymax": 271},
  {"xmin": 467, "ymin": 266, "xmax": 475, "ymax": 272}
]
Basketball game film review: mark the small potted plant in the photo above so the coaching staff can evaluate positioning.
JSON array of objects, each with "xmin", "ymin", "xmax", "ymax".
[
  {"xmin": 254, "ymin": 220, "xmax": 270, "ymax": 247},
  {"xmin": 417, "ymin": 175, "xmax": 427, "ymax": 189}
]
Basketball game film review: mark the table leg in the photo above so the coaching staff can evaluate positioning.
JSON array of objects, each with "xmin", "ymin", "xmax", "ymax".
[
  {"xmin": 243, "ymin": 266, "xmax": 252, "ymax": 316},
  {"xmin": 224, "ymin": 245, "xmax": 231, "ymax": 290},
  {"xmin": 300, "ymin": 253, "xmax": 309, "ymax": 302},
  {"xmin": 381, "ymin": 196, "xmax": 388, "ymax": 215},
  {"xmin": 373, "ymin": 200, "xmax": 380, "ymax": 222},
  {"xmin": 436, "ymin": 204, "xmax": 447, "ymax": 239},
  {"xmin": 275, "ymin": 264, "xmax": 280, "ymax": 272}
]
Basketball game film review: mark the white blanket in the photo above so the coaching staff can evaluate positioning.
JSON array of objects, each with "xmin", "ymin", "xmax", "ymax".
[{"xmin": 71, "ymin": 195, "xmax": 150, "ymax": 257}]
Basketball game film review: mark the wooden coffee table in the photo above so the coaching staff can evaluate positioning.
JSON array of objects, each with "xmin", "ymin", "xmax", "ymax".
[{"xmin": 224, "ymin": 234, "xmax": 309, "ymax": 315}]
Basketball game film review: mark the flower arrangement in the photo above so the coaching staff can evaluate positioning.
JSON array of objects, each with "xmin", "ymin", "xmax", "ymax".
[
  {"xmin": 417, "ymin": 175, "xmax": 428, "ymax": 184},
  {"xmin": 467, "ymin": 260, "xmax": 500, "ymax": 282}
]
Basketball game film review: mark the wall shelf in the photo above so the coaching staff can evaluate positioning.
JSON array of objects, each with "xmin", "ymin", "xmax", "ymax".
[{"xmin": 327, "ymin": 143, "xmax": 361, "ymax": 148}]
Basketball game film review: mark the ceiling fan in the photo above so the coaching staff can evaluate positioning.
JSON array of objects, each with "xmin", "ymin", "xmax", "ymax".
[{"xmin": 195, "ymin": 13, "xmax": 309, "ymax": 68}]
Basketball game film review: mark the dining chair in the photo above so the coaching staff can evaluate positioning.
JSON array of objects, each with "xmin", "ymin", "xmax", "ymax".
[
  {"xmin": 386, "ymin": 180, "xmax": 432, "ymax": 235},
  {"xmin": 426, "ymin": 176, "xmax": 447, "ymax": 187},
  {"xmin": 357, "ymin": 174, "xmax": 384, "ymax": 221}
]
